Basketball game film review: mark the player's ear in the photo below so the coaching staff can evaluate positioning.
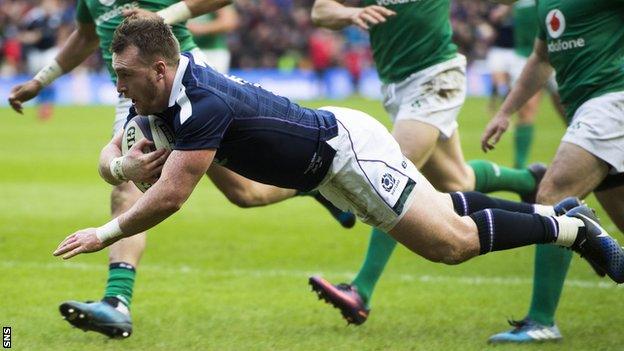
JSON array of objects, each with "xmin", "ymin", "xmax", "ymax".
[{"xmin": 153, "ymin": 60, "xmax": 167, "ymax": 81}]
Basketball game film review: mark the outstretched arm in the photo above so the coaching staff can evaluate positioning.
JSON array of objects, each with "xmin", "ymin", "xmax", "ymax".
[
  {"xmin": 187, "ymin": 6, "xmax": 238, "ymax": 36},
  {"xmin": 117, "ymin": 149, "xmax": 213, "ymax": 234},
  {"xmin": 8, "ymin": 21, "xmax": 99, "ymax": 113},
  {"xmin": 181, "ymin": 0, "xmax": 233, "ymax": 19},
  {"xmin": 481, "ymin": 39, "xmax": 554, "ymax": 152},
  {"xmin": 124, "ymin": 0, "xmax": 233, "ymax": 25},
  {"xmin": 311, "ymin": 0, "xmax": 395, "ymax": 31},
  {"xmin": 54, "ymin": 22, "xmax": 100, "ymax": 74},
  {"xmin": 54, "ymin": 149, "xmax": 214, "ymax": 259}
]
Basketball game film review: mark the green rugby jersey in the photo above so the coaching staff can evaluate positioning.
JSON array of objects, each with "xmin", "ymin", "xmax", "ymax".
[
  {"xmin": 364, "ymin": 0, "xmax": 457, "ymax": 83},
  {"xmin": 188, "ymin": 13, "xmax": 227, "ymax": 50},
  {"xmin": 537, "ymin": 0, "xmax": 624, "ymax": 121},
  {"xmin": 513, "ymin": 0, "xmax": 537, "ymax": 58},
  {"xmin": 76, "ymin": 0, "xmax": 197, "ymax": 80}
]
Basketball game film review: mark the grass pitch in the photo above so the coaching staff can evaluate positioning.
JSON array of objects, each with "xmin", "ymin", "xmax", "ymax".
[{"xmin": 0, "ymin": 97, "xmax": 622, "ymax": 350}]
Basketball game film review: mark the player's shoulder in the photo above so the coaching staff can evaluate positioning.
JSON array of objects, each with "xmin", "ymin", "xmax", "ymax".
[
  {"xmin": 182, "ymin": 54, "xmax": 235, "ymax": 91},
  {"xmin": 166, "ymin": 54, "xmax": 232, "ymax": 123},
  {"xmin": 174, "ymin": 54, "xmax": 227, "ymax": 102}
]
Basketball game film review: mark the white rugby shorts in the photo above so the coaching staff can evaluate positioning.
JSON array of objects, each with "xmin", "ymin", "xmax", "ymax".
[
  {"xmin": 381, "ymin": 55, "xmax": 467, "ymax": 139},
  {"xmin": 317, "ymin": 106, "xmax": 427, "ymax": 232},
  {"xmin": 562, "ymin": 91, "xmax": 624, "ymax": 173}
]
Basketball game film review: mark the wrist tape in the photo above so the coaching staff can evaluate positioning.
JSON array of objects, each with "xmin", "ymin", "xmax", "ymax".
[
  {"xmin": 110, "ymin": 156, "xmax": 127, "ymax": 182},
  {"xmin": 33, "ymin": 60, "xmax": 63, "ymax": 87},
  {"xmin": 96, "ymin": 218, "xmax": 124, "ymax": 242},
  {"xmin": 157, "ymin": 1, "xmax": 192, "ymax": 25}
]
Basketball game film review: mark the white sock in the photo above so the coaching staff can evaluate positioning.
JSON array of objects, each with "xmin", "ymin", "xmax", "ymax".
[
  {"xmin": 115, "ymin": 301, "xmax": 130, "ymax": 316},
  {"xmin": 554, "ymin": 216, "xmax": 584, "ymax": 247},
  {"xmin": 533, "ymin": 204, "xmax": 556, "ymax": 216}
]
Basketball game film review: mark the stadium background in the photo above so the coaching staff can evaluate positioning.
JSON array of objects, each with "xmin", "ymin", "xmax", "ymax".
[
  {"xmin": 0, "ymin": 0, "xmax": 498, "ymax": 103},
  {"xmin": 1, "ymin": 0, "xmax": 623, "ymax": 350}
]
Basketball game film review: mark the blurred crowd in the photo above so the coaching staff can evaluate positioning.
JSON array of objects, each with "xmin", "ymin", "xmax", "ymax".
[{"xmin": 1, "ymin": 0, "xmax": 503, "ymax": 78}]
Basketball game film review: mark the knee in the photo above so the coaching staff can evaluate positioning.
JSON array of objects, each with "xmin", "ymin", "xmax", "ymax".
[
  {"xmin": 437, "ymin": 241, "xmax": 472, "ymax": 265},
  {"xmin": 536, "ymin": 178, "xmax": 565, "ymax": 205},
  {"xmin": 401, "ymin": 147, "xmax": 422, "ymax": 168},
  {"xmin": 425, "ymin": 234, "xmax": 475, "ymax": 265}
]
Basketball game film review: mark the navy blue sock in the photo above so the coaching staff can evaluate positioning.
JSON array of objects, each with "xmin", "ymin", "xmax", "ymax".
[
  {"xmin": 450, "ymin": 191, "xmax": 534, "ymax": 216},
  {"xmin": 469, "ymin": 209, "xmax": 558, "ymax": 255}
]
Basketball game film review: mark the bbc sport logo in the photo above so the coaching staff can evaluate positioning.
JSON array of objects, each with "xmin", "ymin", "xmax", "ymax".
[{"xmin": 3, "ymin": 326, "xmax": 10, "ymax": 349}]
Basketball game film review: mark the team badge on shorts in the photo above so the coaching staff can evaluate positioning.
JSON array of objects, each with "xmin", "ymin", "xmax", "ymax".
[{"xmin": 381, "ymin": 173, "xmax": 396, "ymax": 192}]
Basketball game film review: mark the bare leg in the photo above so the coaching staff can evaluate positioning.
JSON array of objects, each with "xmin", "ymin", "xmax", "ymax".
[
  {"xmin": 206, "ymin": 164, "xmax": 296, "ymax": 208},
  {"xmin": 419, "ymin": 130, "xmax": 475, "ymax": 192},
  {"xmin": 537, "ymin": 142, "xmax": 608, "ymax": 204},
  {"xmin": 392, "ymin": 119, "xmax": 439, "ymax": 169},
  {"xmin": 594, "ymin": 184, "xmax": 624, "ymax": 233},
  {"xmin": 109, "ymin": 182, "xmax": 146, "ymax": 267},
  {"xmin": 388, "ymin": 181, "xmax": 480, "ymax": 264}
]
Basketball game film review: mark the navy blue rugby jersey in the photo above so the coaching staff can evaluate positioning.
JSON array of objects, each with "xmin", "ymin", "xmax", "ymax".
[{"xmin": 126, "ymin": 53, "xmax": 338, "ymax": 191}]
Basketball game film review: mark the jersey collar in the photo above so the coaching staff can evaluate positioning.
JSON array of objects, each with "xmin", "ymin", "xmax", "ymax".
[{"xmin": 168, "ymin": 54, "xmax": 190, "ymax": 108}]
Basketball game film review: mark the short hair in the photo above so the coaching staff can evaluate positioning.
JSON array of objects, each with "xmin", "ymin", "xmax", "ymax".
[{"xmin": 111, "ymin": 16, "xmax": 180, "ymax": 66}]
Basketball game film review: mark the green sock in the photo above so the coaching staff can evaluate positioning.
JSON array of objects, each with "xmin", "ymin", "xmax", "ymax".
[
  {"xmin": 514, "ymin": 124, "xmax": 534, "ymax": 169},
  {"xmin": 104, "ymin": 262, "xmax": 136, "ymax": 307},
  {"xmin": 468, "ymin": 159, "xmax": 536, "ymax": 196},
  {"xmin": 351, "ymin": 228, "xmax": 397, "ymax": 307},
  {"xmin": 527, "ymin": 244, "xmax": 573, "ymax": 326}
]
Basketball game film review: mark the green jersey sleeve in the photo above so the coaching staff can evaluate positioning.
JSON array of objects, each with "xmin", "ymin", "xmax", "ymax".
[{"xmin": 75, "ymin": 0, "xmax": 94, "ymax": 23}]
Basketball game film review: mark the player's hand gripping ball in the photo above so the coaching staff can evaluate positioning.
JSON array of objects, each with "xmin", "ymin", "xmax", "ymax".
[{"xmin": 122, "ymin": 115, "xmax": 174, "ymax": 192}]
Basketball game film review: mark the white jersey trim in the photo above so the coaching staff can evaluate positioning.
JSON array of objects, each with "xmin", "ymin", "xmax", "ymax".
[
  {"xmin": 168, "ymin": 54, "xmax": 190, "ymax": 108},
  {"xmin": 177, "ymin": 85, "xmax": 193, "ymax": 124}
]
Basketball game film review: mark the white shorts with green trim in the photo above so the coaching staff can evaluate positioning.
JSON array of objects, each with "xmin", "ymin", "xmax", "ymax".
[
  {"xmin": 381, "ymin": 55, "xmax": 467, "ymax": 139},
  {"xmin": 562, "ymin": 91, "xmax": 624, "ymax": 173},
  {"xmin": 317, "ymin": 106, "xmax": 426, "ymax": 232}
]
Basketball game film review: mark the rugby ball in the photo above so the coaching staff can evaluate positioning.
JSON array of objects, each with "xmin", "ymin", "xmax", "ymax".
[{"xmin": 121, "ymin": 115, "xmax": 175, "ymax": 192}]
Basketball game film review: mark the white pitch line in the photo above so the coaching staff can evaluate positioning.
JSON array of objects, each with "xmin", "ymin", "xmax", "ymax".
[{"xmin": 1, "ymin": 260, "xmax": 621, "ymax": 290}]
